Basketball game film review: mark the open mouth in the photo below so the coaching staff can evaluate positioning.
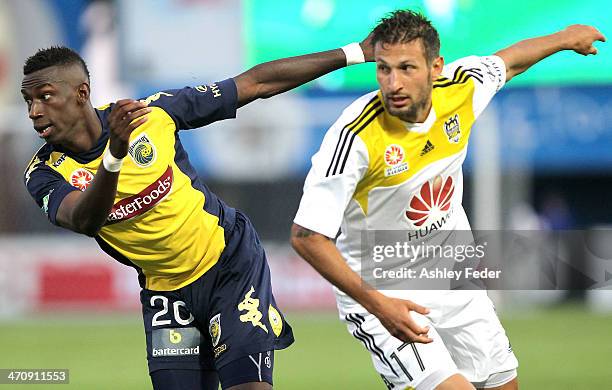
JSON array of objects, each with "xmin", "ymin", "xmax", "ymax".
[
  {"xmin": 389, "ymin": 96, "xmax": 410, "ymax": 108},
  {"xmin": 34, "ymin": 124, "xmax": 54, "ymax": 138}
]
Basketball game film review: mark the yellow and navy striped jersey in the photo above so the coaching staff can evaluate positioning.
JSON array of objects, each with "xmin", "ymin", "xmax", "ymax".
[
  {"xmin": 294, "ymin": 56, "xmax": 506, "ymax": 311},
  {"xmin": 24, "ymin": 79, "xmax": 238, "ymax": 291}
]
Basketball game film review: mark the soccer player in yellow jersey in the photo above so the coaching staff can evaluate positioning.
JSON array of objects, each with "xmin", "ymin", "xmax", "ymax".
[
  {"xmin": 291, "ymin": 10, "xmax": 605, "ymax": 390},
  {"xmin": 22, "ymin": 37, "xmax": 375, "ymax": 389}
]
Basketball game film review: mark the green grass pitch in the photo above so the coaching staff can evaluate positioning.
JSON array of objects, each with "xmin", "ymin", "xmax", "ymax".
[{"xmin": 0, "ymin": 305, "xmax": 610, "ymax": 389}]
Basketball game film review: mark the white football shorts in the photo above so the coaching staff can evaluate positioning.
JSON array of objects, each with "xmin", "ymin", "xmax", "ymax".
[{"xmin": 339, "ymin": 292, "xmax": 518, "ymax": 389}]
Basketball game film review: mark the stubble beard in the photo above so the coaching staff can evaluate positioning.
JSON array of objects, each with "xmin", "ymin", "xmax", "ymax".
[
  {"xmin": 384, "ymin": 77, "xmax": 433, "ymax": 123},
  {"xmin": 386, "ymin": 96, "xmax": 428, "ymax": 123}
]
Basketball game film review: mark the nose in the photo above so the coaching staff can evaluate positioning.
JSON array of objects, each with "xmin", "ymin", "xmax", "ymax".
[
  {"xmin": 28, "ymin": 100, "xmax": 43, "ymax": 120},
  {"xmin": 388, "ymin": 70, "xmax": 402, "ymax": 92}
]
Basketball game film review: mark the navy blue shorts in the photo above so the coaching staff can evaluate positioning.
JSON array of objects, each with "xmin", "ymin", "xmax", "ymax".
[{"xmin": 141, "ymin": 211, "xmax": 294, "ymax": 384}]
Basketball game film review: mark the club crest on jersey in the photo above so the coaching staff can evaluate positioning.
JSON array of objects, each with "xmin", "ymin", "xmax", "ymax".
[
  {"xmin": 70, "ymin": 168, "xmax": 94, "ymax": 191},
  {"xmin": 128, "ymin": 133, "xmax": 156, "ymax": 167},
  {"xmin": 209, "ymin": 313, "xmax": 221, "ymax": 347},
  {"xmin": 444, "ymin": 114, "xmax": 461, "ymax": 143},
  {"xmin": 384, "ymin": 144, "xmax": 409, "ymax": 177}
]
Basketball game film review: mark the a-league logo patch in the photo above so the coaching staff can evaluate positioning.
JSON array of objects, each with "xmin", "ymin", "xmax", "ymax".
[
  {"xmin": 70, "ymin": 168, "xmax": 94, "ymax": 191},
  {"xmin": 444, "ymin": 114, "xmax": 461, "ymax": 143},
  {"xmin": 128, "ymin": 133, "xmax": 156, "ymax": 167},
  {"xmin": 384, "ymin": 144, "xmax": 404, "ymax": 166},
  {"xmin": 384, "ymin": 144, "xmax": 409, "ymax": 177},
  {"xmin": 209, "ymin": 313, "xmax": 221, "ymax": 347}
]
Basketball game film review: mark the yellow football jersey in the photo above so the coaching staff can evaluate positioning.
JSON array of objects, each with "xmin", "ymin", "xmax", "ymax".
[
  {"xmin": 294, "ymin": 56, "xmax": 506, "ymax": 311},
  {"xmin": 25, "ymin": 79, "xmax": 238, "ymax": 291}
]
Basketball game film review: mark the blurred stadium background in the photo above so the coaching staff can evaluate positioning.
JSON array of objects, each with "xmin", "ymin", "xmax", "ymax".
[{"xmin": 0, "ymin": 0, "xmax": 611, "ymax": 388}]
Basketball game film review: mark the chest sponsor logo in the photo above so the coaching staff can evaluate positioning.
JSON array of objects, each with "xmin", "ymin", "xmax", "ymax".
[
  {"xmin": 384, "ymin": 144, "xmax": 409, "ymax": 177},
  {"xmin": 70, "ymin": 168, "xmax": 94, "ymax": 191},
  {"xmin": 444, "ymin": 114, "xmax": 461, "ymax": 143},
  {"xmin": 129, "ymin": 133, "xmax": 156, "ymax": 167},
  {"xmin": 106, "ymin": 166, "xmax": 173, "ymax": 224},
  {"xmin": 406, "ymin": 175, "xmax": 455, "ymax": 230}
]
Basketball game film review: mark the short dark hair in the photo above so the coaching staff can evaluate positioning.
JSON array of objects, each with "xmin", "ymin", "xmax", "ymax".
[
  {"xmin": 23, "ymin": 46, "xmax": 90, "ymax": 80},
  {"xmin": 371, "ymin": 10, "xmax": 440, "ymax": 63}
]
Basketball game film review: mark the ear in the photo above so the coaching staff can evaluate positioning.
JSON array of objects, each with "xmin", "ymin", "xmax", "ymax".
[
  {"xmin": 430, "ymin": 56, "xmax": 444, "ymax": 81},
  {"xmin": 76, "ymin": 82, "xmax": 90, "ymax": 104}
]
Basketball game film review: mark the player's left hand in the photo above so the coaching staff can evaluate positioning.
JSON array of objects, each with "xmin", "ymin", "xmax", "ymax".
[
  {"xmin": 360, "ymin": 31, "xmax": 375, "ymax": 62},
  {"xmin": 562, "ymin": 24, "xmax": 606, "ymax": 55}
]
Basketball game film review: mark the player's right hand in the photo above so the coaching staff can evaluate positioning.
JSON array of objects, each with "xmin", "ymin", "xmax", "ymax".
[
  {"xmin": 373, "ymin": 296, "xmax": 433, "ymax": 344},
  {"xmin": 108, "ymin": 99, "xmax": 151, "ymax": 158}
]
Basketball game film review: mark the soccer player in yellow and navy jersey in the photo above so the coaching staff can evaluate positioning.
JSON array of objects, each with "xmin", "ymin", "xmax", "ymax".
[
  {"xmin": 291, "ymin": 10, "xmax": 605, "ymax": 390},
  {"xmin": 22, "ymin": 37, "xmax": 374, "ymax": 389}
]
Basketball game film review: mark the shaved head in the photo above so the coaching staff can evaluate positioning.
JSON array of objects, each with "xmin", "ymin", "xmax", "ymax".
[{"xmin": 23, "ymin": 46, "xmax": 90, "ymax": 81}]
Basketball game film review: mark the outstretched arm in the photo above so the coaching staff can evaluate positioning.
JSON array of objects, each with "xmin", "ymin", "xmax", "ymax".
[
  {"xmin": 495, "ymin": 24, "xmax": 606, "ymax": 82},
  {"xmin": 234, "ymin": 35, "xmax": 374, "ymax": 107}
]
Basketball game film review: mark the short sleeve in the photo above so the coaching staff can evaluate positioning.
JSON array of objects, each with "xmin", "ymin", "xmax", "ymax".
[
  {"xmin": 24, "ymin": 162, "xmax": 79, "ymax": 226},
  {"xmin": 294, "ymin": 116, "xmax": 369, "ymax": 238},
  {"xmin": 146, "ymin": 78, "xmax": 238, "ymax": 130},
  {"xmin": 442, "ymin": 55, "xmax": 506, "ymax": 117}
]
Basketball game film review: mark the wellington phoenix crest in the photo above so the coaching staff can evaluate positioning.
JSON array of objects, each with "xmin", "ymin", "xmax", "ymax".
[{"xmin": 444, "ymin": 114, "xmax": 461, "ymax": 143}]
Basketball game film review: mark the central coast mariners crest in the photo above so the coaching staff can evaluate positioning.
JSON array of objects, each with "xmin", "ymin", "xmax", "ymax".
[
  {"xmin": 209, "ymin": 313, "xmax": 221, "ymax": 347},
  {"xmin": 444, "ymin": 114, "xmax": 461, "ymax": 143},
  {"xmin": 129, "ymin": 133, "xmax": 156, "ymax": 167}
]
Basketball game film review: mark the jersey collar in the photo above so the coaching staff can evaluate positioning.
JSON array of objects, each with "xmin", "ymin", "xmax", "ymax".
[{"xmin": 401, "ymin": 106, "xmax": 436, "ymax": 134}]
